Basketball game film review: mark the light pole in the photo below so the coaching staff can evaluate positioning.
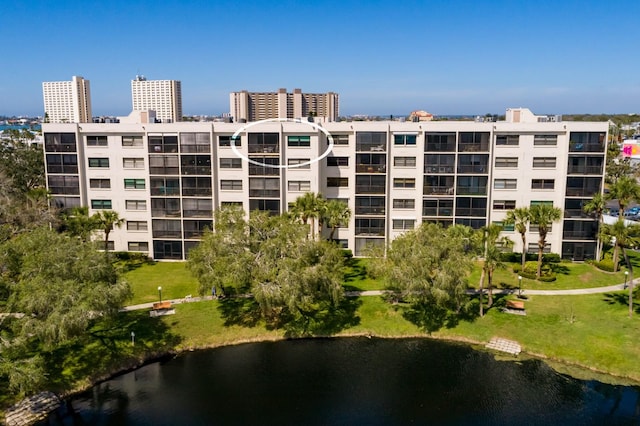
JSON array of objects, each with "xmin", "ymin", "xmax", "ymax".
[
  {"xmin": 158, "ymin": 286, "xmax": 162, "ymax": 302},
  {"xmin": 518, "ymin": 275, "xmax": 523, "ymax": 297},
  {"xmin": 131, "ymin": 331, "xmax": 135, "ymax": 346},
  {"xmin": 624, "ymin": 271, "xmax": 629, "ymax": 289}
]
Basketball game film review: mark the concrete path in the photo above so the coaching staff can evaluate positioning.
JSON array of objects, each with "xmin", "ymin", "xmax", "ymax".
[{"xmin": 123, "ymin": 280, "xmax": 636, "ymax": 312}]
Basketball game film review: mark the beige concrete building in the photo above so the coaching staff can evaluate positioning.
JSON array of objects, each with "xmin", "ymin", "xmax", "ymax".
[
  {"xmin": 131, "ymin": 76, "xmax": 183, "ymax": 123},
  {"xmin": 230, "ymin": 89, "xmax": 339, "ymax": 122},
  {"xmin": 42, "ymin": 76, "xmax": 92, "ymax": 123}
]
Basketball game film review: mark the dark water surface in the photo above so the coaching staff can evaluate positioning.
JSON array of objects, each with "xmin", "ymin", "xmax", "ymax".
[{"xmin": 47, "ymin": 338, "xmax": 640, "ymax": 425}]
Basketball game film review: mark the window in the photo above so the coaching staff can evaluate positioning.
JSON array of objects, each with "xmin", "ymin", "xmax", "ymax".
[
  {"xmin": 327, "ymin": 177, "xmax": 348, "ymax": 187},
  {"xmin": 528, "ymin": 242, "xmax": 551, "ymax": 253},
  {"xmin": 127, "ymin": 221, "xmax": 148, "ymax": 231},
  {"xmin": 327, "ymin": 156, "xmax": 349, "ymax": 167},
  {"xmin": 496, "ymin": 135, "xmax": 519, "ymax": 146},
  {"xmin": 532, "ymin": 157, "xmax": 557, "ymax": 168},
  {"xmin": 248, "ymin": 133, "xmax": 279, "ymax": 153},
  {"xmin": 148, "ymin": 134, "xmax": 178, "ymax": 153},
  {"xmin": 219, "ymin": 135, "xmax": 241, "ymax": 147},
  {"xmin": 151, "ymin": 177, "xmax": 180, "ymax": 196},
  {"xmin": 180, "ymin": 133, "xmax": 211, "ymax": 153},
  {"xmin": 288, "ymin": 135, "xmax": 311, "ymax": 147},
  {"xmin": 44, "ymin": 133, "xmax": 76, "ymax": 152},
  {"xmin": 530, "ymin": 200, "xmax": 554, "ymax": 207},
  {"xmin": 122, "ymin": 135, "xmax": 143, "ymax": 147},
  {"xmin": 123, "ymin": 157, "xmax": 145, "ymax": 169},
  {"xmin": 532, "ymin": 179, "xmax": 555, "ymax": 190},
  {"xmin": 426, "ymin": 133, "xmax": 456, "ymax": 152},
  {"xmin": 182, "ymin": 177, "xmax": 211, "ymax": 196},
  {"xmin": 455, "ymin": 197, "xmax": 487, "ymax": 217},
  {"xmin": 87, "ymin": 135, "xmax": 107, "ymax": 146},
  {"xmin": 152, "ymin": 219, "xmax": 182, "ymax": 238},
  {"xmin": 221, "ymin": 201, "xmax": 243, "ymax": 209},
  {"xmin": 392, "ymin": 219, "xmax": 415, "ymax": 230},
  {"xmin": 89, "ymin": 178, "xmax": 111, "ymax": 189},
  {"xmin": 125, "ymin": 200, "xmax": 147, "ymax": 210},
  {"xmin": 183, "ymin": 198, "xmax": 212, "ymax": 217},
  {"xmin": 356, "ymin": 132, "xmax": 386, "ymax": 152},
  {"xmin": 495, "ymin": 157, "xmax": 518, "ymax": 168},
  {"xmin": 149, "ymin": 155, "xmax": 179, "ymax": 174},
  {"xmin": 91, "ymin": 199, "xmax": 112, "ymax": 209},
  {"xmin": 88, "ymin": 157, "xmax": 109, "ymax": 168},
  {"xmin": 151, "ymin": 198, "xmax": 181, "ymax": 217},
  {"xmin": 356, "ymin": 175, "xmax": 386, "ymax": 194},
  {"xmin": 221, "ymin": 180, "xmax": 243, "ymax": 190},
  {"xmin": 181, "ymin": 155, "xmax": 212, "ymax": 175},
  {"xmin": 422, "ymin": 199, "xmax": 454, "ymax": 216},
  {"xmin": 393, "ymin": 178, "xmax": 415, "ymax": 189},
  {"xmin": 249, "ymin": 199, "xmax": 280, "ymax": 215},
  {"xmin": 128, "ymin": 242, "xmax": 149, "ymax": 252},
  {"xmin": 153, "ymin": 240, "xmax": 183, "ymax": 260},
  {"xmin": 124, "ymin": 178, "xmax": 146, "ymax": 189},
  {"xmin": 46, "ymin": 154, "xmax": 78, "ymax": 174},
  {"xmin": 494, "ymin": 179, "xmax": 517, "ymax": 189},
  {"xmin": 394, "ymin": 156, "xmax": 416, "ymax": 167},
  {"xmin": 220, "ymin": 158, "xmax": 242, "ymax": 169},
  {"xmin": 288, "ymin": 180, "xmax": 311, "ymax": 192},
  {"xmin": 184, "ymin": 220, "xmax": 213, "ymax": 238},
  {"xmin": 492, "ymin": 221, "xmax": 515, "ymax": 232},
  {"xmin": 329, "ymin": 134, "xmax": 349, "ymax": 145},
  {"xmin": 288, "ymin": 158, "xmax": 310, "ymax": 168},
  {"xmin": 47, "ymin": 175, "xmax": 80, "ymax": 195},
  {"xmin": 492, "ymin": 200, "xmax": 516, "ymax": 210},
  {"xmin": 355, "ymin": 196, "xmax": 385, "ymax": 215},
  {"xmin": 534, "ymin": 135, "xmax": 557, "ymax": 146},
  {"xmin": 393, "ymin": 199, "xmax": 415, "ymax": 209},
  {"xmin": 249, "ymin": 178, "xmax": 279, "ymax": 197},
  {"xmin": 394, "ymin": 134, "xmax": 417, "ymax": 146}
]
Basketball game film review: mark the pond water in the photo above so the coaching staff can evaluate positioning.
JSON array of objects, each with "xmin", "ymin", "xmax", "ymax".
[{"xmin": 47, "ymin": 338, "xmax": 639, "ymax": 425}]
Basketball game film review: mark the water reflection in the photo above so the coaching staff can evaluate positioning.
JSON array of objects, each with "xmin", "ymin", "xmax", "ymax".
[{"xmin": 48, "ymin": 338, "xmax": 640, "ymax": 425}]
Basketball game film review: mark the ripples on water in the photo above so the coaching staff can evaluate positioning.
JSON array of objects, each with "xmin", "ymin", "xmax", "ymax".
[{"xmin": 47, "ymin": 338, "xmax": 640, "ymax": 425}]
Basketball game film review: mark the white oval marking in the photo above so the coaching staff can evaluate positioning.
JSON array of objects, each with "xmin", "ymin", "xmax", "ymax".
[{"xmin": 230, "ymin": 117, "xmax": 334, "ymax": 169}]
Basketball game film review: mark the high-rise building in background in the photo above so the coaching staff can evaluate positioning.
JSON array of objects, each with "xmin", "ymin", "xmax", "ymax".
[
  {"xmin": 42, "ymin": 107, "xmax": 607, "ymax": 261},
  {"xmin": 131, "ymin": 76, "xmax": 183, "ymax": 123},
  {"xmin": 230, "ymin": 89, "xmax": 339, "ymax": 122},
  {"xmin": 42, "ymin": 76, "xmax": 92, "ymax": 123}
]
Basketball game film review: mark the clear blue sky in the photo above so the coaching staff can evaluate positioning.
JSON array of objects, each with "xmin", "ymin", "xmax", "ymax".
[{"xmin": 2, "ymin": 0, "xmax": 639, "ymax": 117}]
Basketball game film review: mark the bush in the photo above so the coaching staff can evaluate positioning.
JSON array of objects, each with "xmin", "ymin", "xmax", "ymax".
[
  {"xmin": 341, "ymin": 249, "xmax": 353, "ymax": 259},
  {"xmin": 538, "ymin": 274, "xmax": 557, "ymax": 282},
  {"xmin": 501, "ymin": 252, "xmax": 561, "ymax": 263},
  {"xmin": 594, "ymin": 259, "xmax": 615, "ymax": 272},
  {"xmin": 542, "ymin": 253, "xmax": 561, "ymax": 263}
]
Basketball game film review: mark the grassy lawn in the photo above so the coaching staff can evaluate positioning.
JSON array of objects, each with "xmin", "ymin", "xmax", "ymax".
[
  {"xmin": 467, "ymin": 261, "xmax": 627, "ymax": 291},
  {"xmin": 124, "ymin": 262, "xmax": 200, "ymax": 305}
]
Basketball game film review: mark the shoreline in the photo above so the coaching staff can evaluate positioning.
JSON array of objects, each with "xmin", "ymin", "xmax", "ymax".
[{"xmin": 55, "ymin": 330, "xmax": 640, "ymax": 404}]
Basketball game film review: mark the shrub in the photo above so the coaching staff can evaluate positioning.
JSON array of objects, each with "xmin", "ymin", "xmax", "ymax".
[
  {"xmin": 594, "ymin": 259, "xmax": 615, "ymax": 272},
  {"xmin": 114, "ymin": 251, "xmax": 151, "ymax": 262},
  {"xmin": 538, "ymin": 274, "xmax": 557, "ymax": 282},
  {"xmin": 542, "ymin": 253, "xmax": 561, "ymax": 263},
  {"xmin": 341, "ymin": 249, "xmax": 353, "ymax": 259}
]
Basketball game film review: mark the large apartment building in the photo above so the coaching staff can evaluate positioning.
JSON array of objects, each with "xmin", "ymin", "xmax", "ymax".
[
  {"xmin": 131, "ymin": 76, "xmax": 183, "ymax": 123},
  {"xmin": 42, "ymin": 108, "xmax": 607, "ymax": 261},
  {"xmin": 42, "ymin": 76, "xmax": 92, "ymax": 123},
  {"xmin": 230, "ymin": 89, "xmax": 339, "ymax": 122}
]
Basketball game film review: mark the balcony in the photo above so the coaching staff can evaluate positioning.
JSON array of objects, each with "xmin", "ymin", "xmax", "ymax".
[
  {"xmin": 151, "ymin": 187, "xmax": 181, "ymax": 196},
  {"xmin": 422, "ymin": 208, "xmax": 453, "ymax": 216},
  {"xmin": 457, "ymin": 165, "xmax": 487, "ymax": 174},
  {"xmin": 424, "ymin": 165, "xmax": 454, "ymax": 174},
  {"xmin": 152, "ymin": 230, "xmax": 182, "ymax": 238},
  {"xmin": 564, "ymin": 209, "xmax": 589, "ymax": 218},
  {"xmin": 355, "ymin": 227, "xmax": 385, "ymax": 236},
  {"xmin": 354, "ymin": 206, "xmax": 385, "ymax": 215},
  {"xmin": 456, "ymin": 186, "xmax": 487, "ymax": 195},
  {"xmin": 248, "ymin": 145, "xmax": 279, "ymax": 154},
  {"xmin": 183, "ymin": 209, "xmax": 213, "ymax": 218},
  {"xmin": 151, "ymin": 209, "xmax": 182, "ymax": 218},
  {"xmin": 563, "ymin": 231, "xmax": 596, "ymax": 240},
  {"xmin": 355, "ymin": 185, "xmax": 386, "ymax": 194},
  {"xmin": 249, "ymin": 189, "xmax": 280, "ymax": 197},
  {"xmin": 567, "ymin": 165, "xmax": 603, "ymax": 175},
  {"xmin": 356, "ymin": 164, "xmax": 386, "ymax": 173},
  {"xmin": 455, "ymin": 208, "xmax": 487, "ymax": 217}
]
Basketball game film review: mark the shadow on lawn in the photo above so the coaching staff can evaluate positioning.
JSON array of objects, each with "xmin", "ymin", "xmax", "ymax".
[
  {"xmin": 342, "ymin": 258, "xmax": 368, "ymax": 291},
  {"xmin": 44, "ymin": 310, "xmax": 182, "ymax": 393},
  {"xmin": 217, "ymin": 291, "xmax": 362, "ymax": 338},
  {"xmin": 602, "ymin": 289, "xmax": 640, "ymax": 314}
]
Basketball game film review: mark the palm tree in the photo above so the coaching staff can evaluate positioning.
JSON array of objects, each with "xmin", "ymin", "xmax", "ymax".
[
  {"xmin": 290, "ymin": 192, "xmax": 324, "ymax": 240},
  {"xmin": 476, "ymin": 223, "xmax": 511, "ymax": 316},
  {"xmin": 583, "ymin": 193, "xmax": 606, "ymax": 261},
  {"xmin": 92, "ymin": 210, "xmax": 125, "ymax": 252},
  {"xmin": 608, "ymin": 176, "xmax": 640, "ymax": 218},
  {"xmin": 322, "ymin": 199, "xmax": 352, "ymax": 241},
  {"xmin": 504, "ymin": 207, "xmax": 530, "ymax": 272},
  {"xmin": 529, "ymin": 204, "xmax": 562, "ymax": 279}
]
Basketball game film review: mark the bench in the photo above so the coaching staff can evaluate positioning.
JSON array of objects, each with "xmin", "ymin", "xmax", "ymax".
[
  {"xmin": 506, "ymin": 300, "xmax": 525, "ymax": 310},
  {"xmin": 152, "ymin": 301, "xmax": 172, "ymax": 310}
]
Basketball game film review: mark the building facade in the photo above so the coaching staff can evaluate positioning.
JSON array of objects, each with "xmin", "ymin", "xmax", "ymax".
[
  {"xmin": 230, "ymin": 89, "xmax": 339, "ymax": 122},
  {"xmin": 131, "ymin": 76, "xmax": 183, "ymax": 123},
  {"xmin": 42, "ymin": 108, "xmax": 607, "ymax": 261},
  {"xmin": 42, "ymin": 76, "xmax": 92, "ymax": 123}
]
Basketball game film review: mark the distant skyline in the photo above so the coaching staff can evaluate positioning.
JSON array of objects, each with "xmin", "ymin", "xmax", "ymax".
[{"xmin": 2, "ymin": 0, "xmax": 639, "ymax": 117}]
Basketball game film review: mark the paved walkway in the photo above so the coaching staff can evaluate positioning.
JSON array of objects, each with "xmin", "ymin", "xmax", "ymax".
[{"xmin": 122, "ymin": 280, "xmax": 636, "ymax": 312}]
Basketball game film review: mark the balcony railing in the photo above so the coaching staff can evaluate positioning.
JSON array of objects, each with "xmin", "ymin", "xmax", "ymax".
[
  {"xmin": 249, "ymin": 166, "xmax": 280, "ymax": 176},
  {"xmin": 184, "ymin": 230, "xmax": 207, "ymax": 239},
  {"xmin": 183, "ymin": 209, "xmax": 213, "ymax": 218},
  {"xmin": 151, "ymin": 209, "xmax": 182, "ymax": 218},
  {"xmin": 356, "ymin": 144, "xmax": 386, "ymax": 152},
  {"xmin": 48, "ymin": 186, "xmax": 80, "ymax": 195},
  {"xmin": 355, "ymin": 227, "xmax": 385, "ymax": 236},
  {"xmin": 356, "ymin": 164, "xmax": 386, "ymax": 173},
  {"xmin": 563, "ymin": 231, "xmax": 595, "ymax": 240},
  {"xmin": 458, "ymin": 143, "xmax": 489, "ymax": 152},
  {"xmin": 181, "ymin": 188, "xmax": 212, "ymax": 197},
  {"xmin": 152, "ymin": 230, "xmax": 182, "ymax": 238},
  {"xmin": 424, "ymin": 186, "xmax": 455, "ymax": 195},
  {"xmin": 249, "ymin": 189, "xmax": 280, "ymax": 197},
  {"xmin": 151, "ymin": 187, "xmax": 181, "ymax": 196},
  {"xmin": 456, "ymin": 186, "xmax": 487, "ymax": 195},
  {"xmin": 564, "ymin": 209, "xmax": 590, "ymax": 218},
  {"xmin": 569, "ymin": 143, "xmax": 605, "ymax": 153},
  {"xmin": 457, "ymin": 165, "xmax": 487, "ymax": 174},
  {"xmin": 422, "ymin": 208, "xmax": 453, "ymax": 216},
  {"xmin": 354, "ymin": 206, "xmax": 385, "ymax": 215},
  {"xmin": 567, "ymin": 165, "xmax": 603, "ymax": 175},
  {"xmin": 566, "ymin": 188, "xmax": 600, "ymax": 197},
  {"xmin": 355, "ymin": 185, "xmax": 386, "ymax": 194},
  {"xmin": 248, "ymin": 145, "xmax": 279, "ymax": 154},
  {"xmin": 181, "ymin": 166, "xmax": 211, "ymax": 175},
  {"xmin": 424, "ymin": 165, "xmax": 454, "ymax": 174},
  {"xmin": 455, "ymin": 208, "xmax": 487, "ymax": 217}
]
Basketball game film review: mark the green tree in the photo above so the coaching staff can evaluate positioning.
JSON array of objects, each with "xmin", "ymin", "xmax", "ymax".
[
  {"xmin": 0, "ymin": 138, "xmax": 45, "ymax": 198},
  {"xmin": 475, "ymin": 223, "xmax": 512, "ymax": 316},
  {"xmin": 322, "ymin": 199, "xmax": 352, "ymax": 240},
  {"xmin": 0, "ymin": 227, "xmax": 131, "ymax": 394},
  {"xmin": 376, "ymin": 223, "xmax": 474, "ymax": 332},
  {"xmin": 92, "ymin": 210, "xmax": 125, "ymax": 252},
  {"xmin": 504, "ymin": 207, "xmax": 531, "ymax": 271},
  {"xmin": 583, "ymin": 193, "xmax": 606, "ymax": 261},
  {"xmin": 608, "ymin": 176, "xmax": 640, "ymax": 218},
  {"xmin": 60, "ymin": 206, "xmax": 99, "ymax": 242},
  {"xmin": 529, "ymin": 204, "xmax": 563, "ymax": 279},
  {"xmin": 188, "ymin": 209, "xmax": 345, "ymax": 332}
]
